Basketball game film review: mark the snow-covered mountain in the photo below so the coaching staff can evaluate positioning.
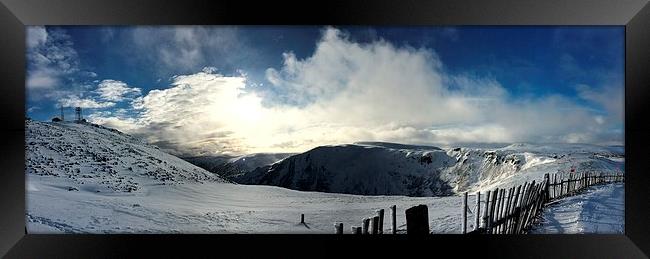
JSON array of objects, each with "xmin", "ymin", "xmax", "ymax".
[
  {"xmin": 235, "ymin": 141, "xmax": 624, "ymax": 196},
  {"xmin": 25, "ymin": 121, "xmax": 468, "ymax": 234},
  {"xmin": 184, "ymin": 153, "xmax": 294, "ymax": 179},
  {"xmin": 182, "ymin": 155, "xmax": 236, "ymax": 174},
  {"xmin": 25, "ymin": 120, "xmax": 227, "ymax": 194},
  {"xmin": 235, "ymin": 143, "xmax": 456, "ymax": 196},
  {"xmin": 25, "ymin": 121, "xmax": 625, "ymax": 234}
]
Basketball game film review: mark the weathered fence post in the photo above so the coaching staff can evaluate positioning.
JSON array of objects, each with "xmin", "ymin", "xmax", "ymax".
[
  {"xmin": 462, "ymin": 192, "xmax": 468, "ymax": 234},
  {"xmin": 301, "ymin": 214, "xmax": 305, "ymax": 224},
  {"xmin": 352, "ymin": 226, "xmax": 362, "ymax": 234},
  {"xmin": 335, "ymin": 222, "xmax": 343, "ymax": 234},
  {"xmin": 495, "ymin": 189, "xmax": 504, "ymax": 234},
  {"xmin": 390, "ymin": 205, "xmax": 397, "ymax": 234},
  {"xmin": 377, "ymin": 209, "xmax": 385, "ymax": 234},
  {"xmin": 502, "ymin": 187, "xmax": 514, "ymax": 234},
  {"xmin": 362, "ymin": 218, "xmax": 370, "ymax": 234},
  {"xmin": 482, "ymin": 190, "xmax": 491, "ymax": 231},
  {"xmin": 544, "ymin": 173, "xmax": 550, "ymax": 202},
  {"xmin": 475, "ymin": 192, "xmax": 481, "ymax": 231},
  {"xmin": 488, "ymin": 188, "xmax": 498, "ymax": 234},
  {"xmin": 405, "ymin": 204, "xmax": 429, "ymax": 235},
  {"xmin": 509, "ymin": 185, "xmax": 522, "ymax": 234},
  {"xmin": 553, "ymin": 174, "xmax": 557, "ymax": 199},
  {"xmin": 599, "ymin": 173, "xmax": 603, "ymax": 184},
  {"xmin": 371, "ymin": 216, "xmax": 380, "ymax": 234}
]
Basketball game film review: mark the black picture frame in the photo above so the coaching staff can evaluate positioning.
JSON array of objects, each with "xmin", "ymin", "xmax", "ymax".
[{"xmin": 1, "ymin": 0, "xmax": 649, "ymax": 258}]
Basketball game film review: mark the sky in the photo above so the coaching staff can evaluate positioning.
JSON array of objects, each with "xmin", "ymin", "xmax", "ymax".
[{"xmin": 25, "ymin": 26, "xmax": 625, "ymax": 156}]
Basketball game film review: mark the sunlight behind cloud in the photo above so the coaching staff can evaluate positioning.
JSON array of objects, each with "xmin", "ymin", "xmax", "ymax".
[{"xmin": 90, "ymin": 27, "xmax": 623, "ymax": 156}]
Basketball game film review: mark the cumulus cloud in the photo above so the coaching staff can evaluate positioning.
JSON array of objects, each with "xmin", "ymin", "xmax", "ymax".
[
  {"xmin": 95, "ymin": 79, "xmax": 142, "ymax": 102},
  {"xmin": 58, "ymin": 95, "xmax": 115, "ymax": 109},
  {"xmin": 26, "ymin": 27, "xmax": 71, "ymax": 90},
  {"xmin": 25, "ymin": 26, "xmax": 102, "ymax": 104},
  {"xmin": 92, "ymin": 27, "xmax": 623, "ymax": 156}
]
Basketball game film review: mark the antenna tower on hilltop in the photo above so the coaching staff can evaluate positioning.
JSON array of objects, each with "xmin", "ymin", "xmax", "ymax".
[{"xmin": 75, "ymin": 107, "xmax": 82, "ymax": 122}]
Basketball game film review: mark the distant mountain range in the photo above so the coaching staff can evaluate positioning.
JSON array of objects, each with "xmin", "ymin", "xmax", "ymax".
[{"xmin": 184, "ymin": 141, "xmax": 624, "ymax": 197}]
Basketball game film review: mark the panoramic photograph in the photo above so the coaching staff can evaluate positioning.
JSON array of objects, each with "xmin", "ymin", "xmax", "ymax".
[{"xmin": 25, "ymin": 26, "xmax": 624, "ymax": 234}]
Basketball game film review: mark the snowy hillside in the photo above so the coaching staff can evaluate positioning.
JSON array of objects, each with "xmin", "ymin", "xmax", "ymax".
[
  {"xmin": 25, "ymin": 121, "xmax": 624, "ymax": 234},
  {"xmin": 25, "ymin": 120, "xmax": 227, "ymax": 194},
  {"xmin": 182, "ymin": 155, "xmax": 236, "ymax": 175},
  {"xmin": 235, "ymin": 142, "xmax": 624, "ymax": 196},
  {"xmin": 236, "ymin": 143, "xmax": 457, "ymax": 196},
  {"xmin": 530, "ymin": 182, "xmax": 624, "ymax": 234},
  {"xmin": 184, "ymin": 153, "xmax": 294, "ymax": 179}
]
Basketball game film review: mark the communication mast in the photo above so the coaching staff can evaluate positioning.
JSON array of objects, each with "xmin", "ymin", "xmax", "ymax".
[
  {"xmin": 60, "ymin": 106, "xmax": 64, "ymax": 121},
  {"xmin": 75, "ymin": 107, "xmax": 82, "ymax": 122}
]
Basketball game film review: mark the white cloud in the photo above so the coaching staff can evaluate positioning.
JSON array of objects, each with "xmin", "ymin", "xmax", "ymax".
[
  {"xmin": 27, "ymin": 26, "xmax": 48, "ymax": 48},
  {"xmin": 575, "ymin": 84, "xmax": 624, "ymax": 123},
  {"xmin": 26, "ymin": 27, "xmax": 83, "ymax": 92},
  {"xmin": 95, "ymin": 79, "xmax": 142, "ymax": 102},
  {"xmin": 58, "ymin": 95, "xmax": 115, "ymax": 109},
  {"xmin": 25, "ymin": 68, "xmax": 59, "ymax": 89},
  {"xmin": 129, "ymin": 26, "xmax": 244, "ymax": 73},
  {"xmin": 94, "ymin": 27, "xmax": 623, "ymax": 156}
]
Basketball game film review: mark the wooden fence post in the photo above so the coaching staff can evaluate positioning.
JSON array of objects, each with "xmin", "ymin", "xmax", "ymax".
[
  {"xmin": 544, "ymin": 173, "xmax": 550, "ymax": 202},
  {"xmin": 502, "ymin": 187, "xmax": 514, "ymax": 234},
  {"xmin": 518, "ymin": 181, "xmax": 534, "ymax": 234},
  {"xmin": 371, "ymin": 216, "xmax": 379, "ymax": 234},
  {"xmin": 488, "ymin": 188, "xmax": 498, "ymax": 234},
  {"xmin": 335, "ymin": 222, "xmax": 343, "ymax": 234},
  {"xmin": 496, "ymin": 189, "xmax": 505, "ymax": 234},
  {"xmin": 482, "ymin": 190, "xmax": 491, "ymax": 231},
  {"xmin": 405, "ymin": 204, "xmax": 429, "ymax": 235},
  {"xmin": 390, "ymin": 205, "xmax": 397, "ymax": 234},
  {"xmin": 475, "ymin": 192, "xmax": 481, "ymax": 231},
  {"xmin": 377, "ymin": 209, "xmax": 385, "ymax": 234},
  {"xmin": 301, "ymin": 214, "xmax": 305, "ymax": 224},
  {"xmin": 508, "ymin": 185, "xmax": 521, "ymax": 234},
  {"xmin": 552, "ymin": 174, "xmax": 556, "ymax": 199},
  {"xmin": 520, "ymin": 182, "xmax": 534, "ymax": 233},
  {"xmin": 362, "ymin": 218, "xmax": 370, "ymax": 234},
  {"xmin": 352, "ymin": 226, "xmax": 361, "ymax": 234},
  {"xmin": 462, "ymin": 192, "xmax": 468, "ymax": 234}
]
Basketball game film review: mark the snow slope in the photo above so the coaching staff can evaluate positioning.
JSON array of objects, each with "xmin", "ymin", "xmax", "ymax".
[
  {"xmin": 235, "ymin": 142, "xmax": 624, "ymax": 196},
  {"xmin": 25, "ymin": 120, "xmax": 227, "ymax": 195},
  {"xmin": 181, "ymin": 155, "xmax": 236, "ymax": 173},
  {"xmin": 236, "ymin": 143, "xmax": 457, "ymax": 196},
  {"xmin": 27, "ymin": 173, "xmax": 474, "ymax": 234},
  {"xmin": 184, "ymin": 153, "xmax": 294, "ymax": 179},
  {"xmin": 25, "ymin": 122, "xmax": 477, "ymax": 234},
  {"xmin": 530, "ymin": 183, "xmax": 624, "ymax": 234},
  {"xmin": 25, "ymin": 121, "xmax": 624, "ymax": 234}
]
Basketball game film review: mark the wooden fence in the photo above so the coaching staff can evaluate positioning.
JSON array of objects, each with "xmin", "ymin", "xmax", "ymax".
[
  {"xmin": 464, "ymin": 171, "xmax": 624, "ymax": 234},
  {"xmin": 327, "ymin": 171, "xmax": 623, "ymax": 234}
]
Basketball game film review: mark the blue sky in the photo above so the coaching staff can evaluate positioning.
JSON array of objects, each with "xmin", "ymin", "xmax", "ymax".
[{"xmin": 25, "ymin": 26, "xmax": 624, "ymax": 155}]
